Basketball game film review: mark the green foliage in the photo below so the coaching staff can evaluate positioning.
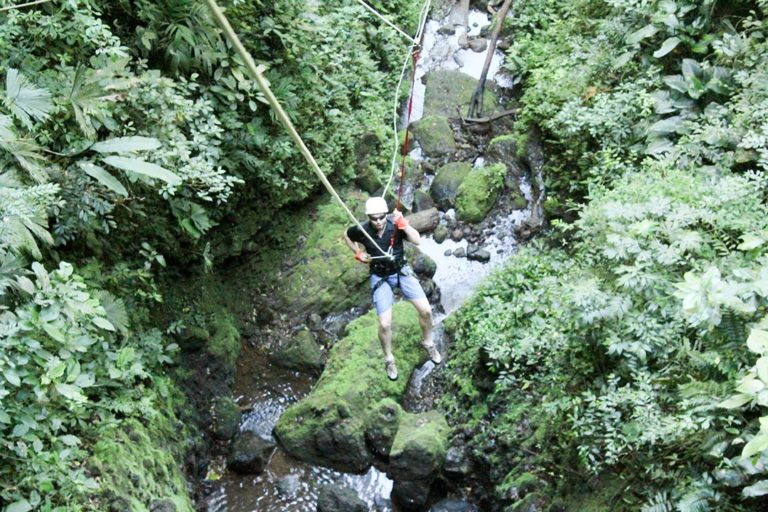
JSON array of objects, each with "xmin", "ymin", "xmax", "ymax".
[{"xmin": 0, "ymin": 262, "xmax": 183, "ymax": 509}]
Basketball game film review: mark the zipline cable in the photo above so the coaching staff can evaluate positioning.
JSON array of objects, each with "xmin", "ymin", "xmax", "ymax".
[
  {"xmin": 355, "ymin": 0, "xmax": 417, "ymax": 44},
  {"xmin": 203, "ymin": 0, "xmax": 393, "ymax": 260},
  {"xmin": 0, "ymin": 0, "xmax": 50, "ymax": 13}
]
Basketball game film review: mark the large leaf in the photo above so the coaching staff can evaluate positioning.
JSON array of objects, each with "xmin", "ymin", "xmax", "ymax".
[
  {"xmin": 742, "ymin": 479, "xmax": 768, "ymax": 498},
  {"xmin": 91, "ymin": 136, "xmax": 161, "ymax": 153},
  {"xmin": 6, "ymin": 500, "xmax": 33, "ymax": 512},
  {"xmin": 0, "ymin": 115, "xmax": 49, "ymax": 182},
  {"xmin": 4, "ymin": 69, "xmax": 53, "ymax": 130},
  {"xmin": 102, "ymin": 156, "xmax": 182, "ymax": 186},
  {"xmin": 79, "ymin": 162, "xmax": 128, "ymax": 196},
  {"xmin": 653, "ymin": 37, "xmax": 681, "ymax": 58},
  {"xmin": 626, "ymin": 24, "xmax": 659, "ymax": 45}
]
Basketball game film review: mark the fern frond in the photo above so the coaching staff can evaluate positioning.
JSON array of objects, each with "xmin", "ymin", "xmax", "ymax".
[
  {"xmin": 94, "ymin": 290, "xmax": 131, "ymax": 336},
  {"xmin": 3, "ymin": 69, "xmax": 53, "ymax": 130},
  {"xmin": 677, "ymin": 486, "xmax": 718, "ymax": 512},
  {"xmin": 642, "ymin": 491, "xmax": 674, "ymax": 512},
  {"xmin": 0, "ymin": 114, "xmax": 49, "ymax": 182},
  {"xmin": 0, "ymin": 250, "xmax": 26, "ymax": 296}
]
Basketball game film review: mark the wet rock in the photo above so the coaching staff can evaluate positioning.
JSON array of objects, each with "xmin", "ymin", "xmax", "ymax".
[
  {"xmin": 211, "ymin": 396, "xmax": 241, "ymax": 441},
  {"xmin": 308, "ymin": 313, "xmax": 323, "ymax": 331},
  {"xmin": 468, "ymin": 37, "xmax": 488, "ymax": 52},
  {"xmin": 466, "ymin": 246, "xmax": 490, "ymax": 263},
  {"xmin": 412, "ymin": 190, "xmax": 435, "ymax": 213},
  {"xmin": 392, "ymin": 479, "xmax": 432, "ymax": 511},
  {"xmin": 410, "ymin": 116, "xmax": 456, "ymax": 158},
  {"xmin": 276, "ymin": 474, "xmax": 300, "ymax": 497},
  {"xmin": 408, "ymin": 208, "xmax": 440, "ymax": 234},
  {"xmin": 423, "ymin": 70, "xmax": 498, "ymax": 119},
  {"xmin": 421, "ymin": 279, "xmax": 440, "ymax": 303},
  {"xmin": 450, "ymin": 229, "xmax": 464, "ymax": 242},
  {"xmin": 355, "ymin": 165, "xmax": 383, "ymax": 194},
  {"xmin": 453, "ymin": 247, "xmax": 466, "ymax": 258},
  {"xmin": 430, "ymin": 498, "xmax": 474, "ymax": 512},
  {"xmin": 437, "ymin": 24, "xmax": 456, "ymax": 35},
  {"xmin": 227, "ymin": 431, "xmax": 276, "ymax": 474},
  {"xmin": 365, "ymin": 398, "xmax": 403, "ymax": 457},
  {"xmin": 486, "ymin": 134, "xmax": 529, "ymax": 183},
  {"xmin": 443, "ymin": 249, "xmax": 452, "ymax": 256},
  {"xmin": 317, "ymin": 484, "xmax": 368, "ymax": 512},
  {"xmin": 408, "ymin": 248, "xmax": 437, "ymax": 279},
  {"xmin": 149, "ymin": 499, "xmax": 176, "ymax": 512},
  {"xmin": 272, "ymin": 329, "xmax": 324, "ymax": 371},
  {"xmin": 433, "ymin": 225, "xmax": 449, "ymax": 243},
  {"xmin": 456, "ymin": 163, "xmax": 505, "ymax": 223},
  {"xmin": 443, "ymin": 444, "xmax": 471, "ymax": 479},
  {"xmin": 431, "ymin": 162, "xmax": 472, "ymax": 210},
  {"xmin": 388, "ymin": 411, "xmax": 449, "ymax": 481}
]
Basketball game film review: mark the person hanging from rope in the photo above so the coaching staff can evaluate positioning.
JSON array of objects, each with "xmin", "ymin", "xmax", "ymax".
[{"xmin": 344, "ymin": 196, "xmax": 442, "ymax": 381}]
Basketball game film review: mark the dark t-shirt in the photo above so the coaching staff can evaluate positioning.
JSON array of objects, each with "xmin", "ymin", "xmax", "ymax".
[{"xmin": 347, "ymin": 218, "xmax": 405, "ymax": 275}]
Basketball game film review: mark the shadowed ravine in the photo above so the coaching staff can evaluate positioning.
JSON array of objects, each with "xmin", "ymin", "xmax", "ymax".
[{"xmin": 204, "ymin": 5, "xmax": 534, "ymax": 511}]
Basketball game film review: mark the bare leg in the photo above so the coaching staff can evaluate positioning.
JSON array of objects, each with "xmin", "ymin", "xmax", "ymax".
[
  {"xmin": 378, "ymin": 308, "xmax": 394, "ymax": 360},
  {"xmin": 410, "ymin": 298, "xmax": 433, "ymax": 346}
]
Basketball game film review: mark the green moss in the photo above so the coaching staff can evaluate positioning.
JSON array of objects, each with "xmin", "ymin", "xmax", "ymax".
[
  {"xmin": 208, "ymin": 309, "xmax": 241, "ymax": 367},
  {"xmin": 410, "ymin": 115, "xmax": 456, "ymax": 157},
  {"xmin": 422, "ymin": 70, "xmax": 498, "ymax": 118},
  {"xmin": 274, "ymin": 303, "xmax": 425, "ymax": 471},
  {"xmin": 388, "ymin": 410, "xmax": 450, "ymax": 480},
  {"xmin": 90, "ymin": 382, "xmax": 193, "ymax": 512},
  {"xmin": 456, "ymin": 163, "xmax": 506, "ymax": 223}
]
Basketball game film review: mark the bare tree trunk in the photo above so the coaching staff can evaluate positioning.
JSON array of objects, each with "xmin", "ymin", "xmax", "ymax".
[{"xmin": 466, "ymin": 0, "xmax": 514, "ymax": 119}]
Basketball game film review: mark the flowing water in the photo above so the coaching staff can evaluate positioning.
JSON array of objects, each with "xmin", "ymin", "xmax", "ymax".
[{"xmin": 206, "ymin": 7, "xmax": 527, "ymax": 511}]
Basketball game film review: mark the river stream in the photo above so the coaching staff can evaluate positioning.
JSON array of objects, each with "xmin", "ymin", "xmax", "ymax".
[{"xmin": 205, "ymin": 6, "xmax": 526, "ymax": 511}]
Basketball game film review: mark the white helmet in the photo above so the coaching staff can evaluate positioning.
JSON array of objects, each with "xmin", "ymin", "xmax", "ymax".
[{"xmin": 364, "ymin": 196, "xmax": 388, "ymax": 215}]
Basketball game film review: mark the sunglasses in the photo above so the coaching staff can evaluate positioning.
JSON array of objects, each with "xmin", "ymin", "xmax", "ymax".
[{"xmin": 368, "ymin": 214, "xmax": 386, "ymax": 222}]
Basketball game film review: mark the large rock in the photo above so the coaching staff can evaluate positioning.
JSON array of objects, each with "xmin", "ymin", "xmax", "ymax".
[
  {"xmin": 423, "ymin": 70, "xmax": 498, "ymax": 119},
  {"xmin": 226, "ymin": 431, "xmax": 276, "ymax": 474},
  {"xmin": 274, "ymin": 305, "xmax": 424, "ymax": 472},
  {"xmin": 430, "ymin": 162, "xmax": 472, "ymax": 210},
  {"xmin": 272, "ymin": 329, "xmax": 324, "ymax": 371},
  {"xmin": 387, "ymin": 410, "xmax": 450, "ymax": 481},
  {"xmin": 486, "ymin": 134, "xmax": 529, "ymax": 183},
  {"xmin": 410, "ymin": 116, "xmax": 456, "ymax": 158},
  {"xmin": 211, "ymin": 396, "xmax": 241, "ymax": 441},
  {"xmin": 317, "ymin": 484, "xmax": 368, "ymax": 512},
  {"xmin": 411, "ymin": 190, "xmax": 434, "ymax": 213},
  {"xmin": 365, "ymin": 398, "xmax": 403, "ymax": 457},
  {"xmin": 455, "ymin": 163, "xmax": 505, "ymax": 223},
  {"xmin": 391, "ymin": 479, "xmax": 432, "ymax": 511},
  {"xmin": 406, "ymin": 245, "xmax": 437, "ymax": 279},
  {"xmin": 407, "ymin": 208, "xmax": 439, "ymax": 234}
]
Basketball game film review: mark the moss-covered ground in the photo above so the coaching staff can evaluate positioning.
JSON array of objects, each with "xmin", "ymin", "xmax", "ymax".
[{"xmin": 89, "ymin": 381, "xmax": 194, "ymax": 511}]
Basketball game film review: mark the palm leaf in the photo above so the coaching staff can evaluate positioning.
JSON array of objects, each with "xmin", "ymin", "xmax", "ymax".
[
  {"xmin": 4, "ymin": 69, "xmax": 53, "ymax": 130},
  {"xmin": 0, "ymin": 251, "xmax": 26, "ymax": 296},
  {"xmin": 0, "ymin": 114, "xmax": 49, "ymax": 182},
  {"xmin": 90, "ymin": 136, "xmax": 161, "ymax": 154},
  {"xmin": 102, "ymin": 156, "xmax": 182, "ymax": 186},
  {"xmin": 93, "ymin": 290, "xmax": 130, "ymax": 335}
]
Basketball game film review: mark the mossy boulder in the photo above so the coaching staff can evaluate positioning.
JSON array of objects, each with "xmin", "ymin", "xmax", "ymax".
[
  {"xmin": 211, "ymin": 395, "xmax": 241, "ymax": 441},
  {"xmin": 272, "ymin": 329, "xmax": 324, "ymax": 371},
  {"xmin": 486, "ymin": 134, "xmax": 529, "ymax": 183},
  {"xmin": 208, "ymin": 309, "xmax": 241, "ymax": 368},
  {"xmin": 410, "ymin": 115, "xmax": 456, "ymax": 158},
  {"xmin": 430, "ymin": 162, "xmax": 472, "ymax": 210},
  {"xmin": 274, "ymin": 303, "xmax": 423, "ymax": 472},
  {"xmin": 387, "ymin": 410, "xmax": 450, "ymax": 481},
  {"xmin": 275, "ymin": 196, "xmax": 370, "ymax": 316},
  {"xmin": 455, "ymin": 163, "xmax": 506, "ymax": 223},
  {"xmin": 365, "ymin": 398, "xmax": 404, "ymax": 457},
  {"xmin": 317, "ymin": 484, "xmax": 368, "ymax": 512},
  {"xmin": 227, "ymin": 430, "xmax": 276, "ymax": 475},
  {"xmin": 423, "ymin": 70, "xmax": 498, "ymax": 118}
]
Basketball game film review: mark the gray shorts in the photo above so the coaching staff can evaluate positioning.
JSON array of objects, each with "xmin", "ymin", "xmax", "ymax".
[{"xmin": 370, "ymin": 266, "xmax": 427, "ymax": 315}]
